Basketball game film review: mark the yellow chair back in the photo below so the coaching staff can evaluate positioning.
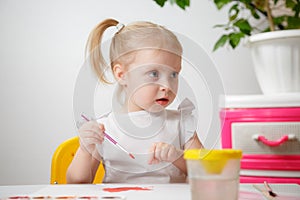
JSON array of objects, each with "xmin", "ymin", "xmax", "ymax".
[{"xmin": 51, "ymin": 136, "xmax": 105, "ymax": 184}]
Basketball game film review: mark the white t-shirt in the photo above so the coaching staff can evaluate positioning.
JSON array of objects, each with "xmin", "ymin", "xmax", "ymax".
[{"xmin": 96, "ymin": 98, "xmax": 196, "ymax": 183}]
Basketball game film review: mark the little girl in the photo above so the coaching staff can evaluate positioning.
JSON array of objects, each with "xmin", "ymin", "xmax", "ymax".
[{"xmin": 67, "ymin": 18, "xmax": 203, "ymax": 183}]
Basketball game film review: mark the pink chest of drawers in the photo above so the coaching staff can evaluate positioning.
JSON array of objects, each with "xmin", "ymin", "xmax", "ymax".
[{"xmin": 220, "ymin": 94, "xmax": 300, "ymax": 184}]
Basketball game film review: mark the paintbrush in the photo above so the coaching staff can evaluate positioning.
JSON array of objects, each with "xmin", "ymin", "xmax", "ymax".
[
  {"xmin": 252, "ymin": 181, "xmax": 277, "ymax": 200},
  {"xmin": 80, "ymin": 114, "xmax": 135, "ymax": 159}
]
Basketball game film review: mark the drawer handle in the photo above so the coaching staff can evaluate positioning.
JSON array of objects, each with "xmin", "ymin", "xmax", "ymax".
[{"xmin": 252, "ymin": 134, "xmax": 296, "ymax": 147}]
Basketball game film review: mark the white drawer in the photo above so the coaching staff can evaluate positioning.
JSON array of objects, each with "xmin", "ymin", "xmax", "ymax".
[{"xmin": 231, "ymin": 122, "xmax": 300, "ymax": 155}]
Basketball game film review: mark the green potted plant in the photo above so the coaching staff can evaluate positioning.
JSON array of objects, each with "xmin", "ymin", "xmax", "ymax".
[{"xmin": 154, "ymin": 0, "xmax": 300, "ymax": 94}]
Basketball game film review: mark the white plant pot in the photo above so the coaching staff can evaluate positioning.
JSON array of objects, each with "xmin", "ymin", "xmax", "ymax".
[{"xmin": 248, "ymin": 30, "xmax": 300, "ymax": 94}]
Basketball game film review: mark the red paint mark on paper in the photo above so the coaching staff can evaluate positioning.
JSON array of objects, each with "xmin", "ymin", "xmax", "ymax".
[
  {"xmin": 8, "ymin": 197, "xmax": 30, "ymax": 199},
  {"xmin": 55, "ymin": 196, "xmax": 76, "ymax": 199},
  {"xmin": 103, "ymin": 187, "xmax": 152, "ymax": 192},
  {"xmin": 77, "ymin": 197, "xmax": 98, "ymax": 200},
  {"xmin": 129, "ymin": 153, "xmax": 135, "ymax": 159}
]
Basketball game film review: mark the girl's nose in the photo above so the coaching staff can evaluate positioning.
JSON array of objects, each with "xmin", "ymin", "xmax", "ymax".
[
  {"xmin": 158, "ymin": 76, "xmax": 175, "ymax": 93},
  {"xmin": 160, "ymin": 84, "xmax": 170, "ymax": 93}
]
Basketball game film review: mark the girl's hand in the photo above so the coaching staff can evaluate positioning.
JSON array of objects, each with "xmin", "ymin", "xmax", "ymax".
[
  {"xmin": 78, "ymin": 121, "xmax": 105, "ymax": 159},
  {"xmin": 148, "ymin": 142, "xmax": 183, "ymax": 165}
]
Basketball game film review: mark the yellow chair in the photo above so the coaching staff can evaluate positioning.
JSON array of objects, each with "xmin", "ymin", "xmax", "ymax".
[{"xmin": 51, "ymin": 136, "xmax": 105, "ymax": 184}]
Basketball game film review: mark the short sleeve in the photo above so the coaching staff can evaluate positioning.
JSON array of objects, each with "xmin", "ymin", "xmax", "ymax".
[{"xmin": 177, "ymin": 98, "xmax": 196, "ymax": 148}]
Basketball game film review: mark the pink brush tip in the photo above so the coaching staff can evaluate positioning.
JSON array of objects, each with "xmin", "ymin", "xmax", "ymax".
[{"xmin": 129, "ymin": 153, "xmax": 135, "ymax": 159}]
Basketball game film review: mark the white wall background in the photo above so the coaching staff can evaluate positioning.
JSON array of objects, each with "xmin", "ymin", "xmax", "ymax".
[{"xmin": 0, "ymin": 0, "xmax": 261, "ymax": 185}]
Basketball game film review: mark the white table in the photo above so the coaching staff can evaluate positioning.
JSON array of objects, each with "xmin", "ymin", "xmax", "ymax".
[{"xmin": 0, "ymin": 184, "xmax": 299, "ymax": 200}]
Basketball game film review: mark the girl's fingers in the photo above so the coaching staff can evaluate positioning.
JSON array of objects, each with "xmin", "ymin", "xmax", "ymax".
[
  {"xmin": 81, "ymin": 121, "xmax": 101, "ymax": 133},
  {"xmin": 80, "ymin": 135, "xmax": 102, "ymax": 144},
  {"xmin": 99, "ymin": 123, "xmax": 105, "ymax": 131},
  {"xmin": 154, "ymin": 143, "xmax": 163, "ymax": 161},
  {"xmin": 149, "ymin": 142, "xmax": 181, "ymax": 164},
  {"xmin": 168, "ymin": 146, "xmax": 177, "ymax": 159},
  {"xmin": 79, "ymin": 122, "xmax": 105, "ymax": 142},
  {"xmin": 160, "ymin": 144, "xmax": 170, "ymax": 161},
  {"xmin": 148, "ymin": 143, "xmax": 158, "ymax": 164},
  {"xmin": 78, "ymin": 122, "xmax": 105, "ymax": 160},
  {"xmin": 98, "ymin": 123, "xmax": 105, "ymax": 141},
  {"xmin": 149, "ymin": 142, "xmax": 168, "ymax": 164},
  {"xmin": 79, "ymin": 130, "xmax": 103, "ymax": 141}
]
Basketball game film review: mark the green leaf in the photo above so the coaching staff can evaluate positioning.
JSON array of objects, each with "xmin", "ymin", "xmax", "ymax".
[
  {"xmin": 229, "ymin": 32, "xmax": 245, "ymax": 49},
  {"xmin": 213, "ymin": 24, "xmax": 227, "ymax": 28},
  {"xmin": 286, "ymin": 0, "xmax": 300, "ymax": 17},
  {"xmin": 273, "ymin": 16, "xmax": 287, "ymax": 26},
  {"xmin": 287, "ymin": 16, "xmax": 300, "ymax": 29},
  {"xmin": 214, "ymin": 0, "xmax": 231, "ymax": 10},
  {"xmin": 229, "ymin": 4, "xmax": 239, "ymax": 21},
  {"xmin": 249, "ymin": 6, "xmax": 260, "ymax": 19},
  {"xmin": 239, "ymin": 0, "xmax": 251, "ymax": 4},
  {"xmin": 213, "ymin": 35, "xmax": 229, "ymax": 51},
  {"xmin": 154, "ymin": 0, "xmax": 189, "ymax": 10},
  {"xmin": 286, "ymin": 0, "xmax": 296, "ymax": 9},
  {"xmin": 233, "ymin": 19, "xmax": 252, "ymax": 35},
  {"xmin": 175, "ymin": 0, "xmax": 190, "ymax": 10},
  {"xmin": 153, "ymin": 0, "xmax": 168, "ymax": 7},
  {"xmin": 169, "ymin": 0, "xmax": 176, "ymax": 4},
  {"xmin": 292, "ymin": 1, "xmax": 300, "ymax": 17}
]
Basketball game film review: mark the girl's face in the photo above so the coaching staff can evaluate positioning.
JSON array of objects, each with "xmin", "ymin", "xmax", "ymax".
[{"xmin": 119, "ymin": 50, "xmax": 182, "ymax": 113}]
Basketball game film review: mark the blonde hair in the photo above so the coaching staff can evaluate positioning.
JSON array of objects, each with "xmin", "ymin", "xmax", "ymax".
[{"xmin": 86, "ymin": 18, "xmax": 182, "ymax": 84}]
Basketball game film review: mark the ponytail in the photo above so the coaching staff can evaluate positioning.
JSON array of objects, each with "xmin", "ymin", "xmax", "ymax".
[{"xmin": 86, "ymin": 18, "xmax": 118, "ymax": 83}]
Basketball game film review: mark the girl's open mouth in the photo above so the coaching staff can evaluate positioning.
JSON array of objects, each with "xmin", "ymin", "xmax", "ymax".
[{"xmin": 156, "ymin": 98, "xmax": 169, "ymax": 106}]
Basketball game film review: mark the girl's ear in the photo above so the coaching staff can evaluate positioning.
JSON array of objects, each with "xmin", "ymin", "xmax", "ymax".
[{"xmin": 113, "ymin": 64, "xmax": 126, "ymax": 85}]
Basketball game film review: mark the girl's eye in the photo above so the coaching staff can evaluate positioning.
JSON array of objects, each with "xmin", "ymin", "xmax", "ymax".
[
  {"xmin": 149, "ymin": 70, "xmax": 159, "ymax": 78},
  {"xmin": 170, "ymin": 72, "xmax": 178, "ymax": 79}
]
